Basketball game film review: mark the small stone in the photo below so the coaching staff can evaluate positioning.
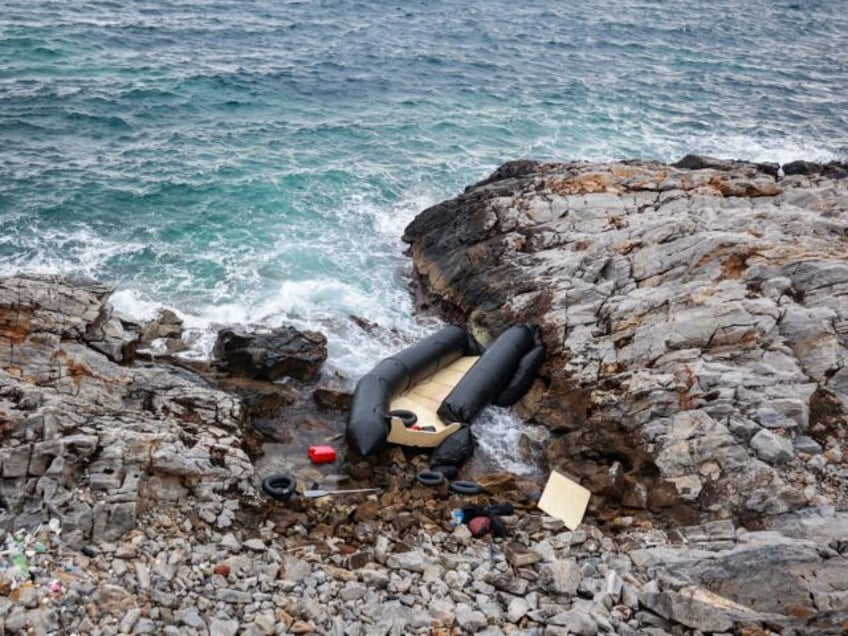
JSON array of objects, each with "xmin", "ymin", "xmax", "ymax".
[
  {"xmin": 220, "ymin": 533, "xmax": 241, "ymax": 551},
  {"xmin": 750, "ymin": 429, "xmax": 793, "ymax": 464},
  {"xmin": 503, "ymin": 543, "xmax": 541, "ymax": 568},
  {"xmin": 387, "ymin": 550, "xmax": 432, "ymax": 573},
  {"xmin": 345, "ymin": 549, "xmax": 373, "ymax": 570},
  {"xmin": 492, "ymin": 574, "xmax": 529, "ymax": 596},
  {"xmin": 548, "ymin": 608, "xmax": 599, "ymax": 635},
  {"xmin": 135, "ymin": 563, "xmax": 151, "ymax": 591},
  {"xmin": 214, "ymin": 563, "xmax": 231, "ymax": 578},
  {"xmin": 508, "ymin": 597, "xmax": 530, "ymax": 623},
  {"xmin": 340, "ymin": 584, "xmax": 368, "ymax": 601},
  {"xmin": 538, "ymin": 559, "xmax": 581, "ymax": 595},
  {"xmin": 456, "ymin": 607, "xmax": 488, "ymax": 632},
  {"xmin": 134, "ymin": 618, "xmax": 157, "ymax": 634},
  {"xmin": 208, "ymin": 617, "xmax": 239, "ymax": 636},
  {"xmin": 243, "ymin": 538, "xmax": 266, "ymax": 551},
  {"xmin": 290, "ymin": 621, "xmax": 316, "ymax": 633},
  {"xmin": 253, "ymin": 609, "xmax": 277, "ymax": 635},
  {"xmin": 177, "ymin": 607, "xmax": 207, "ymax": 629},
  {"xmin": 353, "ymin": 501, "xmax": 380, "ymax": 522},
  {"xmin": 120, "ymin": 607, "xmax": 142, "ymax": 633},
  {"xmin": 360, "ymin": 567, "xmax": 390, "ymax": 589},
  {"xmin": 451, "ymin": 523, "xmax": 473, "ymax": 544}
]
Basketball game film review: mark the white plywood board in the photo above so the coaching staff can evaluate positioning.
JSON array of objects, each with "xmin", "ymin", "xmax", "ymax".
[{"xmin": 537, "ymin": 470, "xmax": 592, "ymax": 531}]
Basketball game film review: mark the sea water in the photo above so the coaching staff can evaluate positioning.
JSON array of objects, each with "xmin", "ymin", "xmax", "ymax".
[{"xmin": 2, "ymin": 1, "xmax": 846, "ymax": 472}]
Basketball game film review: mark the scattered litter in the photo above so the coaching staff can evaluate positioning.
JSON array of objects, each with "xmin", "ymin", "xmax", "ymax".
[
  {"xmin": 1, "ymin": 523, "xmax": 57, "ymax": 595},
  {"xmin": 450, "ymin": 509, "xmax": 464, "ymax": 527},
  {"xmin": 537, "ymin": 470, "xmax": 591, "ymax": 531},
  {"xmin": 308, "ymin": 445, "xmax": 337, "ymax": 464},
  {"xmin": 0, "ymin": 518, "xmax": 90, "ymax": 607},
  {"xmin": 450, "ymin": 503, "xmax": 513, "ymax": 538},
  {"xmin": 468, "ymin": 516, "xmax": 491, "ymax": 537}
]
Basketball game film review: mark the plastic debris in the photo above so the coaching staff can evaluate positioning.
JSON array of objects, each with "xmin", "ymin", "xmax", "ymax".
[
  {"xmin": 468, "ymin": 516, "xmax": 492, "ymax": 537},
  {"xmin": 0, "ymin": 522, "xmax": 75, "ymax": 603},
  {"xmin": 308, "ymin": 445, "xmax": 337, "ymax": 464},
  {"xmin": 450, "ymin": 509, "xmax": 464, "ymax": 527}
]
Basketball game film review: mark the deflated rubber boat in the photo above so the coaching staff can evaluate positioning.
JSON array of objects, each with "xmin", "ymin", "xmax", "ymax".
[{"xmin": 346, "ymin": 324, "xmax": 545, "ymax": 468}]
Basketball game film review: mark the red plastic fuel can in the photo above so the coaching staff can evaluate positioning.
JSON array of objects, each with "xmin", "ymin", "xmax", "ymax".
[{"xmin": 308, "ymin": 445, "xmax": 337, "ymax": 464}]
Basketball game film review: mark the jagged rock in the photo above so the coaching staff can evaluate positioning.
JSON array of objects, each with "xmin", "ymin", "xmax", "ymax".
[
  {"xmin": 538, "ymin": 559, "xmax": 581, "ymax": 595},
  {"xmin": 140, "ymin": 309, "xmax": 183, "ymax": 343},
  {"xmin": 212, "ymin": 326, "xmax": 327, "ymax": 382},
  {"xmin": 0, "ymin": 275, "xmax": 254, "ymax": 547},
  {"xmin": 640, "ymin": 588, "xmax": 739, "ymax": 633},
  {"xmin": 313, "ymin": 379, "xmax": 353, "ymax": 411},
  {"xmin": 403, "ymin": 157, "xmax": 848, "ymax": 522}
]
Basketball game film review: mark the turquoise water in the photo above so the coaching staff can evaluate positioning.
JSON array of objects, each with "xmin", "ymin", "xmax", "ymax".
[{"xmin": 2, "ymin": 0, "xmax": 847, "ymax": 377}]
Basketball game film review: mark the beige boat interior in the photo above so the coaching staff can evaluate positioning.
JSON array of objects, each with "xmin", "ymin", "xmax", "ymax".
[{"xmin": 386, "ymin": 355, "xmax": 479, "ymax": 448}]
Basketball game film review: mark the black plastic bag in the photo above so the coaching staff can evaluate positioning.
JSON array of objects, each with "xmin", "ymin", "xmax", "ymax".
[{"xmin": 430, "ymin": 424, "xmax": 475, "ymax": 470}]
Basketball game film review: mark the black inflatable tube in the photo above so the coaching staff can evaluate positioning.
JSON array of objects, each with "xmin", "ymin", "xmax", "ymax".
[
  {"xmin": 492, "ymin": 344, "xmax": 545, "ymax": 407},
  {"xmin": 437, "ymin": 325, "xmax": 537, "ymax": 424},
  {"xmin": 347, "ymin": 325, "xmax": 475, "ymax": 456}
]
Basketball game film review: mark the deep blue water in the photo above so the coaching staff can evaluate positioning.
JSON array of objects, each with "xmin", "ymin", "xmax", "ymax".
[{"xmin": 1, "ymin": 0, "xmax": 847, "ymax": 377}]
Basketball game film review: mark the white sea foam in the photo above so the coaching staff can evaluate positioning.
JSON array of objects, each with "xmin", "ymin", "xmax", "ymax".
[
  {"xmin": 661, "ymin": 133, "xmax": 842, "ymax": 166},
  {"xmin": 110, "ymin": 289, "xmax": 162, "ymax": 322},
  {"xmin": 1, "ymin": 228, "xmax": 147, "ymax": 279},
  {"xmin": 473, "ymin": 407, "xmax": 543, "ymax": 477}
]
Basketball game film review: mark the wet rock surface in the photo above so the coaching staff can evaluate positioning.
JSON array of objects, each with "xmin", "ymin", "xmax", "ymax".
[
  {"xmin": 213, "ymin": 327, "xmax": 328, "ymax": 382},
  {"xmin": 1, "ymin": 152, "xmax": 848, "ymax": 634}
]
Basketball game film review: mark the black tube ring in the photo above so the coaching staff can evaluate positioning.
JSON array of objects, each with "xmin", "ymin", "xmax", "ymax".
[
  {"xmin": 261, "ymin": 474, "xmax": 297, "ymax": 501},
  {"xmin": 390, "ymin": 409, "xmax": 418, "ymax": 427},
  {"xmin": 449, "ymin": 480, "xmax": 483, "ymax": 495},
  {"xmin": 416, "ymin": 470, "xmax": 446, "ymax": 487}
]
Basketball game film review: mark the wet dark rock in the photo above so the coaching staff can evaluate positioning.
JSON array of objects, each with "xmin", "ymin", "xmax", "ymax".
[
  {"xmin": 313, "ymin": 379, "xmax": 353, "ymax": 411},
  {"xmin": 140, "ymin": 308, "xmax": 183, "ymax": 343},
  {"xmin": 212, "ymin": 326, "xmax": 327, "ymax": 382}
]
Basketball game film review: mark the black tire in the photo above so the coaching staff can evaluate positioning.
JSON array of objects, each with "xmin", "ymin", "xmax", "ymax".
[
  {"xmin": 261, "ymin": 474, "xmax": 297, "ymax": 501},
  {"xmin": 449, "ymin": 480, "xmax": 482, "ymax": 495},
  {"xmin": 390, "ymin": 409, "xmax": 418, "ymax": 427},
  {"xmin": 416, "ymin": 470, "xmax": 446, "ymax": 487}
]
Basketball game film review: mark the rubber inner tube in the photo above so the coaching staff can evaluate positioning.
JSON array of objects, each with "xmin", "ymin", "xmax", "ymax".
[
  {"xmin": 416, "ymin": 470, "xmax": 446, "ymax": 487},
  {"xmin": 262, "ymin": 474, "xmax": 297, "ymax": 501},
  {"xmin": 449, "ymin": 480, "xmax": 482, "ymax": 495},
  {"xmin": 390, "ymin": 409, "xmax": 418, "ymax": 427}
]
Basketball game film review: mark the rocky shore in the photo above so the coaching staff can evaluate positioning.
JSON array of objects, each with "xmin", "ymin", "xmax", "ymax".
[{"xmin": 2, "ymin": 156, "xmax": 848, "ymax": 635}]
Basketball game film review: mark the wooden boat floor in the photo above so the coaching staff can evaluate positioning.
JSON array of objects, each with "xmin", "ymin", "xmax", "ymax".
[{"xmin": 387, "ymin": 355, "xmax": 479, "ymax": 448}]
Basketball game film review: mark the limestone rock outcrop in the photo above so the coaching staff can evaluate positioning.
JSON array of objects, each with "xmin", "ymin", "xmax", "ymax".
[
  {"xmin": 404, "ymin": 157, "xmax": 848, "ymax": 525},
  {"xmin": 0, "ymin": 275, "xmax": 255, "ymax": 547}
]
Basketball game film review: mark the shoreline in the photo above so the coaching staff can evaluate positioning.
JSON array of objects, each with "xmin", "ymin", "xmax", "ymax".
[{"xmin": 2, "ymin": 154, "xmax": 848, "ymax": 633}]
